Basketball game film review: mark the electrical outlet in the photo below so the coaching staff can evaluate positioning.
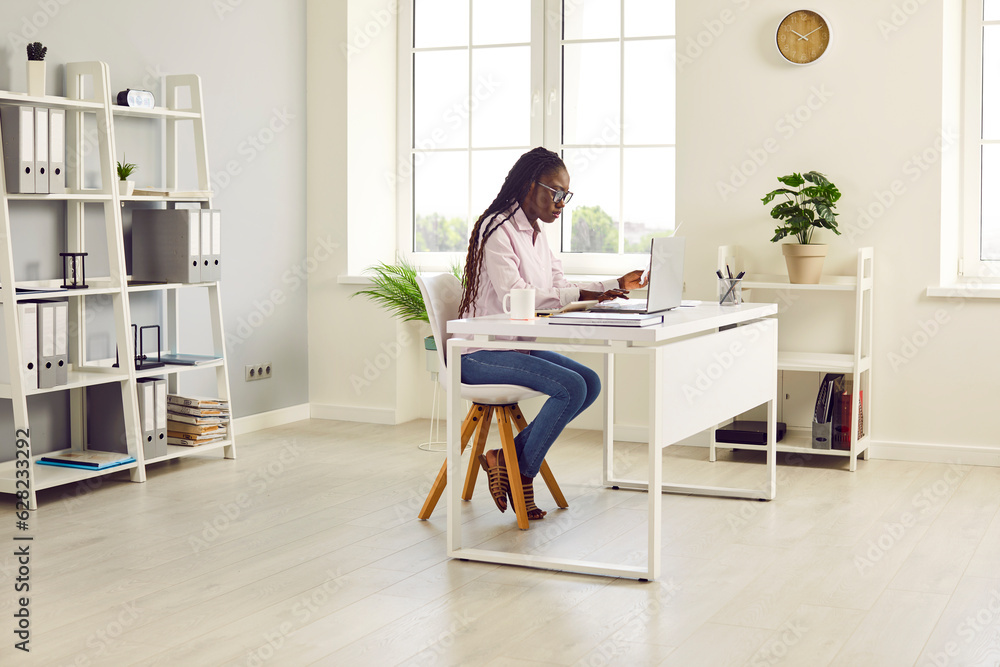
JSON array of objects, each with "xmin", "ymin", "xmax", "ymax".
[{"xmin": 245, "ymin": 362, "xmax": 273, "ymax": 381}]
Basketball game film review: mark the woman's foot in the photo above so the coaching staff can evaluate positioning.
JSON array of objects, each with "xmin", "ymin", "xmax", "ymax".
[
  {"xmin": 479, "ymin": 449, "xmax": 509, "ymax": 513},
  {"xmin": 519, "ymin": 474, "xmax": 547, "ymax": 520}
]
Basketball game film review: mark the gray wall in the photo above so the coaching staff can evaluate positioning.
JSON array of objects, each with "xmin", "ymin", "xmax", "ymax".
[{"xmin": 0, "ymin": 0, "xmax": 309, "ymax": 457}]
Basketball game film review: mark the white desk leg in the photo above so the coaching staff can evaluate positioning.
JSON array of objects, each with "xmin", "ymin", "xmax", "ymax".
[
  {"xmin": 646, "ymin": 347, "xmax": 663, "ymax": 581},
  {"xmin": 603, "ymin": 351, "xmax": 615, "ymax": 486},
  {"xmin": 765, "ymin": 394, "xmax": 777, "ymax": 500},
  {"xmin": 446, "ymin": 340, "xmax": 464, "ymax": 554}
]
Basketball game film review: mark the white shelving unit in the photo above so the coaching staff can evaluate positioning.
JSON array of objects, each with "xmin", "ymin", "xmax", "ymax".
[
  {"xmin": 0, "ymin": 62, "xmax": 234, "ymax": 509},
  {"xmin": 711, "ymin": 247, "xmax": 873, "ymax": 471}
]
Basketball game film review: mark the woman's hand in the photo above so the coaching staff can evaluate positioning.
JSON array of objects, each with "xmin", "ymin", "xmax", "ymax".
[
  {"xmin": 580, "ymin": 288, "xmax": 630, "ymax": 303},
  {"xmin": 618, "ymin": 269, "xmax": 647, "ymax": 290}
]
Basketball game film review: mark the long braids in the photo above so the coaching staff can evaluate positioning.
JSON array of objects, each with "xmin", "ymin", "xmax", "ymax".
[{"xmin": 459, "ymin": 147, "xmax": 566, "ymax": 317}]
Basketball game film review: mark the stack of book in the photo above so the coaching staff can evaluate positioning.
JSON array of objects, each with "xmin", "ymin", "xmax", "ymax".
[{"xmin": 167, "ymin": 395, "xmax": 230, "ymax": 447}]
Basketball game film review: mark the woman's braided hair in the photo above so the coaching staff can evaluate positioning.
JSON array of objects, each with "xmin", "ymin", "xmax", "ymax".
[{"xmin": 458, "ymin": 147, "xmax": 566, "ymax": 317}]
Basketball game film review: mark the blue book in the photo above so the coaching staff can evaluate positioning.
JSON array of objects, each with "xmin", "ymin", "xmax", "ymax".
[{"xmin": 38, "ymin": 450, "xmax": 135, "ymax": 470}]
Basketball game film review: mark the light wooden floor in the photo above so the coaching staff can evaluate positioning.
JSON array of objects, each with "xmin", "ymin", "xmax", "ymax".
[{"xmin": 2, "ymin": 418, "xmax": 1000, "ymax": 666}]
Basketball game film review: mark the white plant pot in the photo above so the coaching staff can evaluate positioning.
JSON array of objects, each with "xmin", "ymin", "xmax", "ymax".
[
  {"xmin": 118, "ymin": 180, "xmax": 135, "ymax": 196},
  {"xmin": 26, "ymin": 61, "xmax": 45, "ymax": 97}
]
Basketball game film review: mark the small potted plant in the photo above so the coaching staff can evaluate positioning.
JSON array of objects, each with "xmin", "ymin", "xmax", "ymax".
[
  {"xmin": 116, "ymin": 158, "xmax": 137, "ymax": 196},
  {"xmin": 26, "ymin": 42, "xmax": 47, "ymax": 97},
  {"xmin": 761, "ymin": 171, "xmax": 841, "ymax": 284}
]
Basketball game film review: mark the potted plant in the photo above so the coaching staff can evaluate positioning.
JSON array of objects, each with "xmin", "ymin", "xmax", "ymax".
[
  {"xmin": 762, "ymin": 170, "xmax": 841, "ymax": 284},
  {"xmin": 351, "ymin": 257, "xmax": 463, "ymax": 373},
  {"xmin": 26, "ymin": 42, "xmax": 47, "ymax": 97},
  {"xmin": 117, "ymin": 159, "xmax": 137, "ymax": 196}
]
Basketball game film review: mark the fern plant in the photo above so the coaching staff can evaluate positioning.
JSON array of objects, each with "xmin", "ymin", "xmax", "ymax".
[{"xmin": 352, "ymin": 257, "xmax": 463, "ymax": 323}]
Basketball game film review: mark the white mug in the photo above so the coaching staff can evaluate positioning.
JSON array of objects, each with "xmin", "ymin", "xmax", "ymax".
[{"xmin": 502, "ymin": 288, "xmax": 535, "ymax": 320}]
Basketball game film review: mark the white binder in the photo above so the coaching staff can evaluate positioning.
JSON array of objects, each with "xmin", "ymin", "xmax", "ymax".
[
  {"xmin": 153, "ymin": 378, "xmax": 167, "ymax": 450},
  {"xmin": 37, "ymin": 301, "xmax": 56, "ymax": 388},
  {"xmin": 201, "ymin": 209, "xmax": 221, "ymax": 281},
  {"xmin": 0, "ymin": 105, "xmax": 35, "ymax": 194},
  {"xmin": 135, "ymin": 379, "xmax": 156, "ymax": 457},
  {"xmin": 54, "ymin": 301, "xmax": 68, "ymax": 384},
  {"xmin": 16, "ymin": 302, "xmax": 38, "ymax": 391},
  {"xmin": 48, "ymin": 108, "xmax": 66, "ymax": 194},
  {"xmin": 34, "ymin": 107, "xmax": 48, "ymax": 193}
]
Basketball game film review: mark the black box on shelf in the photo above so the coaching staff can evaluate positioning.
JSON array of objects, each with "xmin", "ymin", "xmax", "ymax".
[{"xmin": 715, "ymin": 420, "xmax": 786, "ymax": 446}]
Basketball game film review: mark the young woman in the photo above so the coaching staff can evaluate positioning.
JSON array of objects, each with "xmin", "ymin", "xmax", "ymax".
[{"xmin": 458, "ymin": 147, "xmax": 646, "ymax": 520}]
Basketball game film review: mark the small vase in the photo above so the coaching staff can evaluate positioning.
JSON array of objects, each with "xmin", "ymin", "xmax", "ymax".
[
  {"xmin": 119, "ymin": 180, "xmax": 135, "ymax": 196},
  {"xmin": 26, "ymin": 61, "xmax": 45, "ymax": 97},
  {"xmin": 782, "ymin": 243, "xmax": 827, "ymax": 284}
]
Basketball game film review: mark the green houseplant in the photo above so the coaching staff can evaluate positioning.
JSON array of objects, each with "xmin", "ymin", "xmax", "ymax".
[
  {"xmin": 117, "ymin": 158, "xmax": 137, "ymax": 196},
  {"xmin": 761, "ymin": 170, "xmax": 841, "ymax": 284},
  {"xmin": 352, "ymin": 257, "xmax": 463, "ymax": 371}
]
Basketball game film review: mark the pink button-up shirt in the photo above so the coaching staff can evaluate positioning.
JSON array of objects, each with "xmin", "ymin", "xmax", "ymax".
[{"xmin": 457, "ymin": 205, "xmax": 617, "ymax": 354}]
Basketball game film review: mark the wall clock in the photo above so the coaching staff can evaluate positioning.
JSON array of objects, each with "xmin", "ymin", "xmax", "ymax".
[{"xmin": 775, "ymin": 10, "xmax": 831, "ymax": 65}]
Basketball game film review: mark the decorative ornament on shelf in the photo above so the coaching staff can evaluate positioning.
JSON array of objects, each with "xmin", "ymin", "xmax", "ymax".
[
  {"xmin": 26, "ymin": 42, "xmax": 47, "ymax": 97},
  {"xmin": 117, "ymin": 157, "xmax": 137, "ymax": 196},
  {"xmin": 761, "ymin": 171, "xmax": 841, "ymax": 284}
]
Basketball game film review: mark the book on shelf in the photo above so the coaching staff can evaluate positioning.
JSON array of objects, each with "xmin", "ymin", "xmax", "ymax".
[
  {"xmin": 168, "ymin": 435, "xmax": 226, "ymax": 447},
  {"xmin": 158, "ymin": 353, "xmax": 220, "ymax": 366},
  {"xmin": 38, "ymin": 449, "xmax": 135, "ymax": 471},
  {"xmin": 131, "ymin": 187, "xmax": 213, "ymax": 198},
  {"xmin": 167, "ymin": 427, "xmax": 226, "ymax": 441},
  {"xmin": 167, "ymin": 403, "xmax": 229, "ymax": 418},
  {"xmin": 167, "ymin": 394, "xmax": 229, "ymax": 410},
  {"xmin": 166, "ymin": 419, "xmax": 226, "ymax": 436},
  {"xmin": 166, "ymin": 411, "xmax": 228, "ymax": 426}
]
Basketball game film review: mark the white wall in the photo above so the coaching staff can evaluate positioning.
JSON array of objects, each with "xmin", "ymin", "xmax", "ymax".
[
  {"xmin": 310, "ymin": 2, "xmax": 1000, "ymax": 462},
  {"xmin": 0, "ymin": 0, "xmax": 309, "ymax": 429}
]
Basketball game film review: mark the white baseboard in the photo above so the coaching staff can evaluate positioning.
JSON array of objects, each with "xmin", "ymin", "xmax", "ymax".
[
  {"xmin": 871, "ymin": 440, "xmax": 1000, "ymax": 467},
  {"xmin": 310, "ymin": 402, "xmax": 397, "ymax": 425},
  {"xmin": 233, "ymin": 404, "xmax": 311, "ymax": 435}
]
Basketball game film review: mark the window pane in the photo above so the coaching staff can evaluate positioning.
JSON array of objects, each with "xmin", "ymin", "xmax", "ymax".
[
  {"xmin": 563, "ymin": 42, "xmax": 621, "ymax": 145},
  {"xmin": 622, "ymin": 147, "xmax": 674, "ymax": 252},
  {"xmin": 471, "ymin": 149, "xmax": 525, "ymax": 223},
  {"xmin": 561, "ymin": 147, "xmax": 620, "ymax": 253},
  {"xmin": 414, "ymin": 51, "xmax": 469, "ymax": 150},
  {"xmin": 984, "ymin": 26, "xmax": 1000, "ymax": 140},
  {"xmin": 414, "ymin": 0, "xmax": 468, "ymax": 48},
  {"xmin": 986, "ymin": 0, "xmax": 1000, "ymax": 21},
  {"xmin": 982, "ymin": 145, "xmax": 1000, "ymax": 260},
  {"xmin": 564, "ymin": 0, "xmax": 620, "ymax": 40},
  {"xmin": 471, "ymin": 46, "xmax": 531, "ymax": 147},
  {"xmin": 414, "ymin": 151, "xmax": 469, "ymax": 252},
  {"xmin": 624, "ymin": 0, "xmax": 675, "ymax": 37},
  {"xmin": 473, "ymin": 0, "xmax": 531, "ymax": 45},
  {"xmin": 624, "ymin": 40, "xmax": 675, "ymax": 145}
]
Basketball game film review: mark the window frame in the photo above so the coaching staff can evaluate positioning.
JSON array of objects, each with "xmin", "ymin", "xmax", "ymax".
[
  {"xmin": 961, "ymin": 0, "xmax": 1000, "ymax": 278},
  {"xmin": 396, "ymin": 0, "xmax": 676, "ymax": 276}
]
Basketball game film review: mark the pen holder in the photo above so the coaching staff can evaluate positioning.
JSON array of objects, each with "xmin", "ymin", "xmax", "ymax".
[{"xmin": 718, "ymin": 278, "xmax": 742, "ymax": 306}]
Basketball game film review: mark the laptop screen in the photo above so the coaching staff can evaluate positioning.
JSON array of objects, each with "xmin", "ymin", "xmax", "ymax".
[{"xmin": 646, "ymin": 236, "xmax": 685, "ymax": 313}]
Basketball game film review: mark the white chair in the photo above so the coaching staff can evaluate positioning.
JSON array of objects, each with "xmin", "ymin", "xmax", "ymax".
[{"xmin": 416, "ymin": 273, "xmax": 568, "ymax": 530}]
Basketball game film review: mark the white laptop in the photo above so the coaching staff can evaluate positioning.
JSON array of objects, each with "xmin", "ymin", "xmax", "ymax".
[{"xmin": 588, "ymin": 236, "xmax": 685, "ymax": 314}]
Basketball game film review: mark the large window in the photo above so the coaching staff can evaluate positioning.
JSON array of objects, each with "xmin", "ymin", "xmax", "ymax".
[
  {"xmin": 964, "ymin": 0, "xmax": 1000, "ymax": 273},
  {"xmin": 399, "ymin": 0, "xmax": 676, "ymax": 271}
]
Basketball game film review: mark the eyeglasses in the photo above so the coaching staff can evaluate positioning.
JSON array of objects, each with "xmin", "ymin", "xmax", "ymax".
[{"xmin": 535, "ymin": 181, "xmax": 574, "ymax": 205}]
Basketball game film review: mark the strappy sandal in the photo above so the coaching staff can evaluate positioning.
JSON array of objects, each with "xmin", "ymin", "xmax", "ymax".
[
  {"xmin": 479, "ymin": 449, "xmax": 509, "ymax": 513},
  {"xmin": 520, "ymin": 478, "xmax": 547, "ymax": 520}
]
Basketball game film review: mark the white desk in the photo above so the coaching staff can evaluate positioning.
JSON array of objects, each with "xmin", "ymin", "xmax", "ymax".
[{"xmin": 446, "ymin": 302, "xmax": 778, "ymax": 581}]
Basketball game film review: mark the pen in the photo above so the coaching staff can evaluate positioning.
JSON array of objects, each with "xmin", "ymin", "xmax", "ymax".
[
  {"xmin": 716, "ymin": 270, "xmax": 724, "ymax": 279},
  {"xmin": 736, "ymin": 270, "xmax": 745, "ymax": 280},
  {"xmin": 726, "ymin": 264, "xmax": 733, "ymax": 279}
]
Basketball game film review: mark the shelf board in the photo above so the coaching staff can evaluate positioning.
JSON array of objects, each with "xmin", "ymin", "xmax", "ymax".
[
  {"xmin": 0, "ymin": 453, "xmax": 137, "ymax": 494},
  {"xmin": 777, "ymin": 351, "xmax": 856, "ymax": 373},
  {"xmin": 6, "ymin": 193, "xmax": 112, "ymax": 201},
  {"xmin": 0, "ymin": 92, "xmax": 105, "ymax": 111},
  {"xmin": 718, "ymin": 428, "xmax": 867, "ymax": 460},
  {"xmin": 127, "ymin": 281, "xmax": 218, "ymax": 293},
  {"xmin": 135, "ymin": 359, "xmax": 225, "ymax": 378},
  {"xmin": 0, "ymin": 369, "xmax": 129, "ymax": 398},
  {"xmin": 120, "ymin": 194, "xmax": 211, "ymax": 202},
  {"xmin": 4, "ymin": 285, "xmax": 124, "ymax": 303},
  {"xmin": 743, "ymin": 274, "xmax": 857, "ymax": 291},
  {"xmin": 111, "ymin": 106, "xmax": 200, "ymax": 120},
  {"xmin": 144, "ymin": 439, "xmax": 233, "ymax": 465}
]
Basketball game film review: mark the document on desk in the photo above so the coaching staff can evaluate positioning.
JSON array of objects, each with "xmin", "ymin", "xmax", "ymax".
[{"xmin": 547, "ymin": 311, "xmax": 663, "ymax": 327}]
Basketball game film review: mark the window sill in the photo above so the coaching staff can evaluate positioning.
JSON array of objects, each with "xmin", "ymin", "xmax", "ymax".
[
  {"xmin": 339, "ymin": 272, "xmax": 622, "ymax": 286},
  {"xmin": 926, "ymin": 283, "xmax": 1000, "ymax": 299}
]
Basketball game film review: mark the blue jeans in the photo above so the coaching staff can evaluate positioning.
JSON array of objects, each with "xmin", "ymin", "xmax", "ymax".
[{"xmin": 460, "ymin": 350, "xmax": 601, "ymax": 478}]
